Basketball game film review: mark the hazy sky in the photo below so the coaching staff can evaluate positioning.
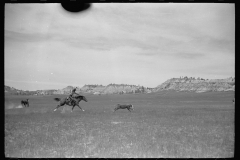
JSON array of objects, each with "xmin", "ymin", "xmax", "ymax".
[{"xmin": 5, "ymin": 3, "xmax": 235, "ymax": 91}]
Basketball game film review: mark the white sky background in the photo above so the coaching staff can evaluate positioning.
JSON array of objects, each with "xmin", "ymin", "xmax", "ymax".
[{"xmin": 5, "ymin": 3, "xmax": 235, "ymax": 91}]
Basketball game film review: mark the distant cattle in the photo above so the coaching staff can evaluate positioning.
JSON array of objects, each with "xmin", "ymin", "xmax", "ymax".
[
  {"xmin": 21, "ymin": 99, "xmax": 29, "ymax": 107},
  {"xmin": 114, "ymin": 104, "xmax": 134, "ymax": 112},
  {"xmin": 233, "ymin": 98, "xmax": 235, "ymax": 105}
]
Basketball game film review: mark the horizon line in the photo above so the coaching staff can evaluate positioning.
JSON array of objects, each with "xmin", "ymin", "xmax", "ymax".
[{"xmin": 5, "ymin": 76, "xmax": 234, "ymax": 92}]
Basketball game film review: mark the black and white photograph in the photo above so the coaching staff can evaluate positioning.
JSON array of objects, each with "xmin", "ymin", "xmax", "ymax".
[{"xmin": 5, "ymin": 3, "xmax": 234, "ymax": 158}]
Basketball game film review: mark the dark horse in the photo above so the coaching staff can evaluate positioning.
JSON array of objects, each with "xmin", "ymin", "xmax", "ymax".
[
  {"xmin": 114, "ymin": 104, "xmax": 134, "ymax": 112},
  {"xmin": 53, "ymin": 95, "xmax": 87, "ymax": 112},
  {"xmin": 21, "ymin": 99, "xmax": 29, "ymax": 107}
]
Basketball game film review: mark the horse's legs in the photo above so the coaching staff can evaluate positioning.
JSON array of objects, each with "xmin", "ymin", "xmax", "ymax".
[
  {"xmin": 76, "ymin": 104, "xmax": 84, "ymax": 111},
  {"xmin": 114, "ymin": 108, "xmax": 118, "ymax": 112},
  {"xmin": 54, "ymin": 104, "xmax": 62, "ymax": 111},
  {"xmin": 127, "ymin": 108, "xmax": 131, "ymax": 112},
  {"xmin": 54, "ymin": 105, "xmax": 59, "ymax": 111},
  {"xmin": 71, "ymin": 105, "xmax": 75, "ymax": 112}
]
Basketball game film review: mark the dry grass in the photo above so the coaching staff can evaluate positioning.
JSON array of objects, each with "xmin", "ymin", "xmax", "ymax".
[{"xmin": 5, "ymin": 91, "xmax": 234, "ymax": 158}]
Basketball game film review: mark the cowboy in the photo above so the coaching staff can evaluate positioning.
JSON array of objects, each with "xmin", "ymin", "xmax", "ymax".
[{"xmin": 67, "ymin": 87, "xmax": 80, "ymax": 104}]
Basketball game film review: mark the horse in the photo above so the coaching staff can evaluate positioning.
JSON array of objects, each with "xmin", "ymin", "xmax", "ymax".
[
  {"xmin": 113, "ymin": 104, "xmax": 134, "ymax": 112},
  {"xmin": 21, "ymin": 99, "xmax": 29, "ymax": 107},
  {"xmin": 53, "ymin": 95, "xmax": 87, "ymax": 112}
]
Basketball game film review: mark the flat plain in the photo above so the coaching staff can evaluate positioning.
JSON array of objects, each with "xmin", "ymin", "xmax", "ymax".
[{"xmin": 5, "ymin": 91, "xmax": 234, "ymax": 158}]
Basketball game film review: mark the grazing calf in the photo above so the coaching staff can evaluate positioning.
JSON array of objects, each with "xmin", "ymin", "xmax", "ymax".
[
  {"xmin": 21, "ymin": 99, "xmax": 29, "ymax": 107},
  {"xmin": 114, "ymin": 104, "xmax": 134, "ymax": 112}
]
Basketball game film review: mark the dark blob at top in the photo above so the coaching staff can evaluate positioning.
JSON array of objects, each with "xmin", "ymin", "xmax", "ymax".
[{"xmin": 61, "ymin": 3, "xmax": 91, "ymax": 13}]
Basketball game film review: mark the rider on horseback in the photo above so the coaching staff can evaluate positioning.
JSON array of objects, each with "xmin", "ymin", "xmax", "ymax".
[{"xmin": 67, "ymin": 87, "xmax": 80, "ymax": 104}]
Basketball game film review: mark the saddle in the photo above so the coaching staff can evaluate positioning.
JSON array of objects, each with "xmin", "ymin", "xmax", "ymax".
[{"xmin": 67, "ymin": 95, "xmax": 77, "ymax": 105}]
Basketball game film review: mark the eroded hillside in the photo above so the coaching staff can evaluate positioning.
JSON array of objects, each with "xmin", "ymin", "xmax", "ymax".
[{"xmin": 154, "ymin": 77, "xmax": 235, "ymax": 93}]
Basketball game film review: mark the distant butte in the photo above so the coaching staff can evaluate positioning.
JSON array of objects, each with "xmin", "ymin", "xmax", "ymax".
[{"xmin": 5, "ymin": 77, "xmax": 235, "ymax": 95}]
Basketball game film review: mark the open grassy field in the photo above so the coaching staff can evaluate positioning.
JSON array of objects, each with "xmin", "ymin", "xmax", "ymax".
[{"xmin": 5, "ymin": 91, "xmax": 234, "ymax": 158}]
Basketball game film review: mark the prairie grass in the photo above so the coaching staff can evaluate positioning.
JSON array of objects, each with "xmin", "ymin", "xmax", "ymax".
[{"xmin": 5, "ymin": 91, "xmax": 234, "ymax": 158}]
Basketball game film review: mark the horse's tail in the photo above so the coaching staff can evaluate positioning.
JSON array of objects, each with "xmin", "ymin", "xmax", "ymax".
[{"xmin": 54, "ymin": 98, "xmax": 61, "ymax": 102}]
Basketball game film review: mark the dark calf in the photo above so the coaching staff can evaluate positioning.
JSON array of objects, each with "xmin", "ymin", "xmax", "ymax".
[
  {"xmin": 114, "ymin": 104, "xmax": 134, "ymax": 112},
  {"xmin": 21, "ymin": 99, "xmax": 29, "ymax": 107}
]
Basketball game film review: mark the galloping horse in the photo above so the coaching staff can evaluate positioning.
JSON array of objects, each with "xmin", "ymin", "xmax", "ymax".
[
  {"xmin": 21, "ymin": 99, "xmax": 29, "ymax": 107},
  {"xmin": 53, "ymin": 95, "xmax": 88, "ymax": 112},
  {"xmin": 114, "ymin": 104, "xmax": 134, "ymax": 112}
]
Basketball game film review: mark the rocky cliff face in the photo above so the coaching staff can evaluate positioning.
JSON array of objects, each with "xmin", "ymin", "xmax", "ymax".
[
  {"xmin": 5, "ymin": 77, "xmax": 235, "ymax": 95},
  {"xmin": 102, "ymin": 84, "xmax": 141, "ymax": 94},
  {"xmin": 80, "ymin": 85, "xmax": 106, "ymax": 93},
  {"xmin": 79, "ymin": 84, "xmax": 154, "ymax": 94},
  {"xmin": 154, "ymin": 77, "xmax": 235, "ymax": 93},
  {"xmin": 53, "ymin": 86, "xmax": 75, "ymax": 94}
]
